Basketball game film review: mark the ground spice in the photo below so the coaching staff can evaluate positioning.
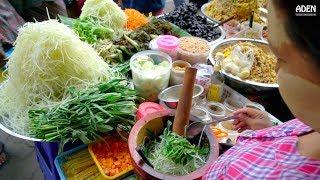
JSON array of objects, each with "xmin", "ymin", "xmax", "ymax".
[{"xmin": 179, "ymin": 37, "xmax": 210, "ymax": 53}]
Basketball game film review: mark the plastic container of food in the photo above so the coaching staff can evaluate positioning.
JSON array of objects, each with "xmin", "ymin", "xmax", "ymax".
[
  {"xmin": 88, "ymin": 136, "xmax": 134, "ymax": 179},
  {"xmin": 130, "ymin": 50, "xmax": 172, "ymax": 102},
  {"xmin": 218, "ymin": 120, "xmax": 238, "ymax": 143},
  {"xmin": 223, "ymin": 97, "xmax": 245, "ymax": 114},
  {"xmin": 191, "ymin": 106, "xmax": 211, "ymax": 122},
  {"xmin": 54, "ymin": 145, "xmax": 103, "ymax": 180},
  {"xmin": 233, "ymin": 21, "xmax": 263, "ymax": 40},
  {"xmin": 177, "ymin": 37, "xmax": 210, "ymax": 65},
  {"xmin": 223, "ymin": 20, "xmax": 241, "ymax": 38},
  {"xmin": 245, "ymin": 102, "xmax": 265, "ymax": 111},
  {"xmin": 136, "ymin": 102, "xmax": 166, "ymax": 121},
  {"xmin": 156, "ymin": 35, "xmax": 179, "ymax": 59},
  {"xmin": 206, "ymin": 102, "xmax": 226, "ymax": 119},
  {"xmin": 170, "ymin": 60, "xmax": 191, "ymax": 86}
]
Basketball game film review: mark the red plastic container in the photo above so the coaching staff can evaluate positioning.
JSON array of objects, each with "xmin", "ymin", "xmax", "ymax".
[{"xmin": 136, "ymin": 102, "xmax": 165, "ymax": 121}]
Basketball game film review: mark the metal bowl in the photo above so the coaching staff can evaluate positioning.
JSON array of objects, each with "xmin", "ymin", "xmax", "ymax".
[
  {"xmin": 158, "ymin": 84, "xmax": 204, "ymax": 109},
  {"xmin": 0, "ymin": 82, "xmax": 42, "ymax": 141},
  {"xmin": 200, "ymin": 3, "xmax": 220, "ymax": 24},
  {"xmin": 201, "ymin": 3, "xmax": 269, "ymax": 25},
  {"xmin": 209, "ymin": 38, "xmax": 279, "ymax": 91}
]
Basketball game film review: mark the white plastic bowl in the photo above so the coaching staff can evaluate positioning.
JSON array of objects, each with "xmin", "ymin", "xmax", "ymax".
[{"xmin": 130, "ymin": 50, "xmax": 172, "ymax": 102}]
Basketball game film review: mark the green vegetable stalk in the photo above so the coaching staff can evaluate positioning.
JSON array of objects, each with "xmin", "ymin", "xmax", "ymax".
[{"xmin": 29, "ymin": 79, "xmax": 140, "ymax": 144}]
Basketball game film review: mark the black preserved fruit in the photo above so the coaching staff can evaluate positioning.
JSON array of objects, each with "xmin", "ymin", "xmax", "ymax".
[{"xmin": 161, "ymin": 3, "xmax": 222, "ymax": 41}]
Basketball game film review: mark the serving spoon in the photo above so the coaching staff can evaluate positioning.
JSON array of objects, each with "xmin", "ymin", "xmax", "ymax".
[{"xmin": 185, "ymin": 115, "xmax": 237, "ymax": 138}]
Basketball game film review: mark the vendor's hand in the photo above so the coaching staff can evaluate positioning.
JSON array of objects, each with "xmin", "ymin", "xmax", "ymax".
[{"xmin": 232, "ymin": 108, "xmax": 272, "ymax": 132}]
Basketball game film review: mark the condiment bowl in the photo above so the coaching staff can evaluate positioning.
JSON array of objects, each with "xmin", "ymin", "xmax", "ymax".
[
  {"xmin": 158, "ymin": 84, "xmax": 204, "ymax": 109},
  {"xmin": 245, "ymin": 102, "xmax": 265, "ymax": 111},
  {"xmin": 206, "ymin": 102, "xmax": 226, "ymax": 119},
  {"xmin": 169, "ymin": 60, "xmax": 191, "ymax": 86},
  {"xmin": 223, "ymin": 96, "xmax": 245, "ymax": 114}
]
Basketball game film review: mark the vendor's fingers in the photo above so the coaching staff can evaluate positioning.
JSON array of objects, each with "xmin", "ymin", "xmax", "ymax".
[
  {"xmin": 232, "ymin": 118, "xmax": 241, "ymax": 125},
  {"xmin": 232, "ymin": 116, "xmax": 248, "ymax": 125},
  {"xmin": 234, "ymin": 108, "xmax": 262, "ymax": 117},
  {"xmin": 238, "ymin": 126, "xmax": 248, "ymax": 133},
  {"xmin": 233, "ymin": 121, "xmax": 246, "ymax": 130},
  {"xmin": 233, "ymin": 108, "xmax": 251, "ymax": 116}
]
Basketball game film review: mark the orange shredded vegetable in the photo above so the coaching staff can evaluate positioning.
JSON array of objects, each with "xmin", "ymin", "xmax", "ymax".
[{"xmin": 124, "ymin": 9, "xmax": 149, "ymax": 30}]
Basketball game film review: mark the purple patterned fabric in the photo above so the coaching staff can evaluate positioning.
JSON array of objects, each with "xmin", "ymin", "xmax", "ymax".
[{"xmin": 204, "ymin": 119, "xmax": 320, "ymax": 179}]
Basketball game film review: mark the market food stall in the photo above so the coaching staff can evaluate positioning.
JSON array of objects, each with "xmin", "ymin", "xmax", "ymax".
[{"xmin": 0, "ymin": 0, "xmax": 289, "ymax": 179}]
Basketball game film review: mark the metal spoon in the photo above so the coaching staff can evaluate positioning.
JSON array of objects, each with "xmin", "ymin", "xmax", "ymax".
[{"xmin": 185, "ymin": 115, "xmax": 237, "ymax": 138}]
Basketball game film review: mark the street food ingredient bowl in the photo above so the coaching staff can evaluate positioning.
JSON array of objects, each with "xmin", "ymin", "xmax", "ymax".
[
  {"xmin": 177, "ymin": 36, "xmax": 210, "ymax": 65},
  {"xmin": 206, "ymin": 102, "xmax": 226, "ymax": 119},
  {"xmin": 128, "ymin": 110, "xmax": 219, "ymax": 179},
  {"xmin": 223, "ymin": 96, "xmax": 245, "ymax": 114},
  {"xmin": 170, "ymin": 60, "xmax": 191, "ymax": 86},
  {"xmin": 245, "ymin": 102, "xmax": 265, "ymax": 111},
  {"xmin": 130, "ymin": 50, "xmax": 172, "ymax": 102},
  {"xmin": 218, "ymin": 120, "xmax": 239, "ymax": 143},
  {"xmin": 209, "ymin": 38, "xmax": 279, "ymax": 91},
  {"xmin": 158, "ymin": 84, "xmax": 204, "ymax": 109}
]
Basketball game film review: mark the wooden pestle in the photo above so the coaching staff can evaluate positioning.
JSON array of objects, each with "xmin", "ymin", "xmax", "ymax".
[{"xmin": 173, "ymin": 67, "xmax": 197, "ymax": 136}]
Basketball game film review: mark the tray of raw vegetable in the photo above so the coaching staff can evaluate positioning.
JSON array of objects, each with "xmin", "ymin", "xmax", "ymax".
[
  {"xmin": 54, "ymin": 145, "xmax": 102, "ymax": 180},
  {"xmin": 88, "ymin": 134, "xmax": 134, "ymax": 179}
]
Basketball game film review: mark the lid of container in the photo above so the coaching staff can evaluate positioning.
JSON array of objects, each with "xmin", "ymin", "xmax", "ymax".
[
  {"xmin": 136, "ymin": 102, "xmax": 165, "ymax": 120},
  {"xmin": 156, "ymin": 35, "xmax": 179, "ymax": 49}
]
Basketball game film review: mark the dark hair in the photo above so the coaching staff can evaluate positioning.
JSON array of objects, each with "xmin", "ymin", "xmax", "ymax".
[{"xmin": 273, "ymin": 0, "xmax": 320, "ymax": 66}]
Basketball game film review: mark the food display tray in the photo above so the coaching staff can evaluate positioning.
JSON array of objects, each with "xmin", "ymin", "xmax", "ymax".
[
  {"xmin": 88, "ymin": 141, "xmax": 134, "ymax": 179},
  {"xmin": 54, "ymin": 144, "xmax": 89, "ymax": 180},
  {"xmin": 160, "ymin": 83, "xmax": 282, "ymax": 144}
]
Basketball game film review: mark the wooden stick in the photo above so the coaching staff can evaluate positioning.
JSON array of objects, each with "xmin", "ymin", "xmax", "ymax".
[{"xmin": 173, "ymin": 67, "xmax": 197, "ymax": 136}]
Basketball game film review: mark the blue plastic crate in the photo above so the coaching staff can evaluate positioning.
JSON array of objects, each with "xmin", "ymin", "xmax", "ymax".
[
  {"xmin": 35, "ymin": 141, "xmax": 83, "ymax": 180},
  {"xmin": 35, "ymin": 142, "xmax": 60, "ymax": 180},
  {"xmin": 54, "ymin": 145, "xmax": 88, "ymax": 180}
]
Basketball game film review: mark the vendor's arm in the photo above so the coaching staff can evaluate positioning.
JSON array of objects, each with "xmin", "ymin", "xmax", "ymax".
[{"xmin": 232, "ymin": 108, "xmax": 273, "ymax": 132}]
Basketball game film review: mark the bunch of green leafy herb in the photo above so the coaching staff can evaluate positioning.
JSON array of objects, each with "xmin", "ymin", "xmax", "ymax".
[
  {"xmin": 29, "ymin": 79, "xmax": 140, "ymax": 144},
  {"xmin": 73, "ymin": 17, "xmax": 114, "ymax": 44},
  {"xmin": 142, "ymin": 122, "xmax": 209, "ymax": 175}
]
